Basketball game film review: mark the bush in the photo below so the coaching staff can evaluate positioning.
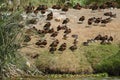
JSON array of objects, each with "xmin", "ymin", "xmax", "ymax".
[
  {"xmin": 0, "ymin": 11, "xmax": 22, "ymax": 78},
  {"xmin": 95, "ymin": 50, "xmax": 120, "ymax": 76},
  {"xmin": 0, "ymin": 10, "xmax": 36, "ymax": 79},
  {"xmin": 83, "ymin": 44, "xmax": 120, "ymax": 68}
]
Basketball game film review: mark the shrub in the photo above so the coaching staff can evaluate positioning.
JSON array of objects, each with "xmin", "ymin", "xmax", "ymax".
[
  {"xmin": 0, "ymin": 10, "xmax": 34, "ymax": 79},
  {"xmin": 95, "ymin": 50, "xmax": 120, "ymax": 76},
  {"xmin": 83, "ymin": 44, "xmax": 120, "ymax": 68}
]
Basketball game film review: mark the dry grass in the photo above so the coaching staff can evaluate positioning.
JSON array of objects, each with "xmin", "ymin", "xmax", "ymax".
[{"xmin": 35, "ymin": 49, "xmax": 93, "ymax": 74}]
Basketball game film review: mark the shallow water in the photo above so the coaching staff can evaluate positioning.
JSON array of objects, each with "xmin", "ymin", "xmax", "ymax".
[{"xmin": 20, "ymin": 77, "xmax": 120, "ymax": 80}]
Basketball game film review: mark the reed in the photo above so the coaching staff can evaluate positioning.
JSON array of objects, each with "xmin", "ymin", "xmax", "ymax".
[{"xmin": 0, "ymin": 10, "xmax": 23, "ymax": 79}]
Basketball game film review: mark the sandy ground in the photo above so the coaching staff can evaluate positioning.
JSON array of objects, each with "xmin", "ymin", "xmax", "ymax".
[{"xmin": 19, "ymin": 8, "xmax": 120, "ymax": 60}]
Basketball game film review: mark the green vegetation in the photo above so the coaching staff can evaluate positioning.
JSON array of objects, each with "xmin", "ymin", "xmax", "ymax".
[
  {"xmin": 95, "ymin": 50, "xmax": 120, "ymax": 76},
  {"xmin": 20, "ymin": 0, "xmax": 120, "ymax": 7},
  {"xmin": 83, "ymin": 44, "xmax": 120, "ymax": 75},
  {"xmin": 0, "ymin": 11, "xmax": 22, "ymax": 78},
  {"xmin": 83, "ymin": 44, "xmax": 120, "ymax": 67},
  {"xmin": 16, "ymin": 73, "xmax": 108, "ymax": 79},
  {"xmin": 1, "ymin": 0, "xmax": 120, "ymax": 10},
  {"xmin": 0, "ymin": 10, "xmax": 41, "ymax": 79},
  {"xmin": 35, "ymin": 44, "xmax": 120, "ymax": 75}
]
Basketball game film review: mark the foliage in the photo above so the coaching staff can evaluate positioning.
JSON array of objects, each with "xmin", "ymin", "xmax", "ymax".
[
  {"xmin": 0, "ymin": 10, "xmax": 43, "ymax": 79},
  {"xmin": 0, "ymin": 10, "xmax": 22, "ymax": 78},
  {"xmin": 81, "ymin": 44, "xmax": 120, "ymax": 75},
  {"xmin": 83, "ymin": 44, "xmax": 120, "ymax": 68},
  {"xmin": 1, "ymin": 0, "xmax": 120, "ymax": 10},
  {"xmin": 95, "ymin": 50, "xmax": 120, "ymax": 76}
]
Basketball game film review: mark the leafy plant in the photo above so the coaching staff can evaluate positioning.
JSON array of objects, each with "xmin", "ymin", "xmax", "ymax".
[
  {"xmin": 0, "ymin": 10, "xmax": 23, "ymax": 79},
  {"xmin": 95, "ymin": 50, "xmax": 120, "ymax": 76}
]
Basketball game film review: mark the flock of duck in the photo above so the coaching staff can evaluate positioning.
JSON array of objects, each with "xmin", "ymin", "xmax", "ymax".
[{"xmin": 22, "ymin": 1, "xmax": 118, "ymax": 55}]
